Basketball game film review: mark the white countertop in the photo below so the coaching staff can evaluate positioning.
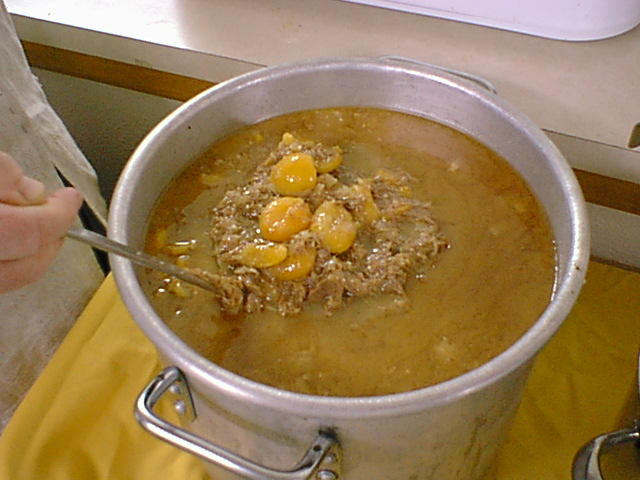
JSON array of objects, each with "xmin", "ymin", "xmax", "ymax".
[{"xmin": 7, "ymin": 0, "xmax": 640, "ymax": 152}]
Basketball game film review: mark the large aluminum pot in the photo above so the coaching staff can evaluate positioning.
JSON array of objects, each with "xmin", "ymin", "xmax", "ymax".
[{"xmin": 110, "ymin": 57, "xmax": 590, "ymax": 480}]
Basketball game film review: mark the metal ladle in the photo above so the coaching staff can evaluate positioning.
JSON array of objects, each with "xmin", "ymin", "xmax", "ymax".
[{"xmin": 66, "ymin": 225, "xmax": 215, "ymax": 292}]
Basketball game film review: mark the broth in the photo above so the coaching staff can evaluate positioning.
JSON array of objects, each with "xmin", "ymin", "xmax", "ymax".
[{"xmin": 141, "ymin": 107, "xmax": 556, "ymax": 397}]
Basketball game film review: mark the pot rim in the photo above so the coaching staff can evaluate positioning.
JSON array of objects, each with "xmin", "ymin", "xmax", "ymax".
[{"xmin": 110, "ymin": 57, "xmax": 590, "ymax": 419}]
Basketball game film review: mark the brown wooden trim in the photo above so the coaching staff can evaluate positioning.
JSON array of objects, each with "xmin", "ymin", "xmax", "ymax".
[
  {"xmin": 20, "ymin": 42, "xmax": 640, "ymax": 216},
  {"xmin": 573, "ymin": 169, "xmax": 640, "ymax": 216},
  {"xmin": 21, "ymin": 41, "xmax": 215, "ymax": 102}
]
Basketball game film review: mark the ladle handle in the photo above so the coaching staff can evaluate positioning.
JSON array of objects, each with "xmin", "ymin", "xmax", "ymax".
[
  {"xmin": 135, "ymin": 367, "xmax": 341, "ymax": 480},
  {"xmin": 66, "ymin": 226, "xmax": 215, "ymax": 292},
  {"xmin": 572, "ymin": 424, "xmax": 640, "ymax": 479}
]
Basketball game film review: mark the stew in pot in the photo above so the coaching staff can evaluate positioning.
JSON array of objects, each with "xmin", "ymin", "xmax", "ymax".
[{"xmin": 140, "ymin": 107, "xmax": 556, "ymax": 397}]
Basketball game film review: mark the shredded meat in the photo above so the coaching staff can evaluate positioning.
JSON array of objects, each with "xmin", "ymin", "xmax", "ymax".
[{"xmin": 205, "ymin": 134, "xmax": 448, "ymax": 316}]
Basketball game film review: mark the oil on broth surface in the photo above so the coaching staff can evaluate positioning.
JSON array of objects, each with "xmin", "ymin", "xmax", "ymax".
[{"xmin": 142, "ymin": 108, "xmax": 556, "ymax": 397}]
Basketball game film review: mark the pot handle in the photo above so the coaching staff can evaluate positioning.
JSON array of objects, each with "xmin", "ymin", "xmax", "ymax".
[
  {"xmin": 571, "ymin": 423, "xmax": 640, "ymax": 480},
  {"xmin": 377, "ymin": 55, "xmax": 498, "ymax": 95},
  {"xmin": 135, "ymin": 367, "xmax": 341, "ymax": 480}
]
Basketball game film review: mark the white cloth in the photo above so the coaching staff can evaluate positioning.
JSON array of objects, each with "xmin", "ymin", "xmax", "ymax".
[{"xmin": 0, "ymin": 2, "xmax": 107, "ymax": 430}]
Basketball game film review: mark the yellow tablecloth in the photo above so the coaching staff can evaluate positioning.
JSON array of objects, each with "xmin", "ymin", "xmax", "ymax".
[{"xmin": 1, "ymin": 261, "xmax": 639, "ymax": 480}]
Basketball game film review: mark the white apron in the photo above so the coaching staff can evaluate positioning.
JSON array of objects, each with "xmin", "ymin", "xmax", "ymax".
[{"xmin": 0, "ymin": 2, "xmax": 107, "ymax": 430}]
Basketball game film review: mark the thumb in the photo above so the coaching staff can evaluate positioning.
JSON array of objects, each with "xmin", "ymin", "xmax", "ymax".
[
  {"xmin": 44, "ymin": 187, "xmax": 85, "ymax": 236},
  {"xmin": 50, "ymin": 186, "xmax": 84, "ymax": 210}
]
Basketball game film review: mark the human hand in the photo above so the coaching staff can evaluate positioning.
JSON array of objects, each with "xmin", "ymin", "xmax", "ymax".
[{"xmin": 0, "ymin": 151, "xmax": 83, "ymax": 292}]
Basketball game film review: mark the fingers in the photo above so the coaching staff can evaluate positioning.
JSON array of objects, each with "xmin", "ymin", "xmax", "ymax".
[
  {"xmin": 0, "ymin": 187, "xmax": 84, "ymax": 260},
  {"xmin": 0, "ymin": 151, "xmax": 24, "ymax": 200},
  {"xmin": 15, "ymin": 176, "xmax": 48, "ymax": 205},
  {"xmin": 0, "ymin": 151, "xmax": 47, "ymax": 205},
  {"xmin": 0, "ymin": 152, "xmax": 85, "ymax": 291},
  {"xmin": 0, "ymin": 239, "xmax": 63, "ymax": 293}
]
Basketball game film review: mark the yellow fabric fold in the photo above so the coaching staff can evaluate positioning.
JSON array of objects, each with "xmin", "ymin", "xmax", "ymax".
[
  {"xmin": 1, "ymin": 261, "xmax": 638, "ymax": 480},
  {"xmin": 0, "ymin": 277, "xmax": 206, "ymax": 480}
]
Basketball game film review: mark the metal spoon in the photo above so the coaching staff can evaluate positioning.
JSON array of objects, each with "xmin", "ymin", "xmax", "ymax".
[{"xmin": 66, "ymin": 225, "xmax": 215, "ymax": 292}]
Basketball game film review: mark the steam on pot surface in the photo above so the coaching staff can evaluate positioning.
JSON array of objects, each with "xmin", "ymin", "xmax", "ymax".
[{"xmin": 139, "ymin": 107, "xmax": 557, "ymax": 397}]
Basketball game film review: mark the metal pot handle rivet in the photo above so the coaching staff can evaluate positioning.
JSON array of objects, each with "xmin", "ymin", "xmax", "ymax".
[
  {"xmin": 572, "ymin": 423, "xmax": 640, "ymax": 480},
  {"xmin": 135, "ymin": 367, "xmax": 342, "ymax": 480}
]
